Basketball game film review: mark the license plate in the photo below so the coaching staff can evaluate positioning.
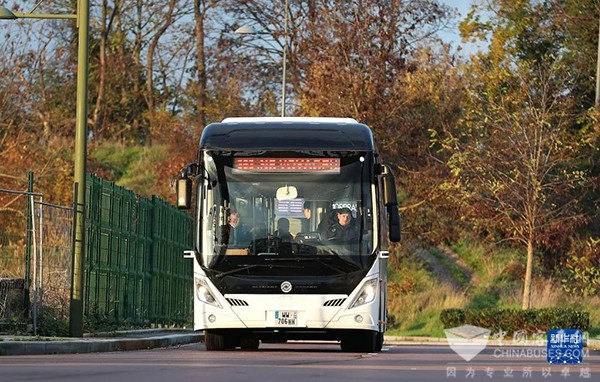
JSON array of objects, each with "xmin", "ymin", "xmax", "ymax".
[{"xmin": 271, "ymin": 310, "xmax": 298, "ymax": 326}]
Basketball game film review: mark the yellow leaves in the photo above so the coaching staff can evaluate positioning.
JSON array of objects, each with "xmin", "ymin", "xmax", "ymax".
[{"xmin": 458, "ymin": 9, "xmax": 491, "ymax": 44}]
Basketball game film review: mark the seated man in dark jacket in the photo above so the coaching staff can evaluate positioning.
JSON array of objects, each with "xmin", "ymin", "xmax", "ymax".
[
  {"xmin": 221, "ymin": 210, "xmax": 250, "ymax": 246},
  {"xmin": 322, "ymin": 207, "xmax": 360, "ymax": 243},
  {"xmin": 274, "ymin": 217, "xmax": 294, "ymax": 242}
]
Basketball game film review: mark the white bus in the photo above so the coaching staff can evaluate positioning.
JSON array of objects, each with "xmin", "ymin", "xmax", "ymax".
[{"xmin": 176, "ymin": 117, "xmax": 400, "ymax": 352}]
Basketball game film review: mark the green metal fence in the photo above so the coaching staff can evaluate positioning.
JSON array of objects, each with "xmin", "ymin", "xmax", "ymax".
[{"xmin": 85, "ymin": 174, "xmax": 193, "ymax": 327}]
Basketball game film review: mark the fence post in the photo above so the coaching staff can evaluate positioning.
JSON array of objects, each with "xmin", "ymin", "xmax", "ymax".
[
  {"xmin": 150, "ymin": 195, "xmax": 158, "ymax": 324},
  {"xmin": 24, "ymin": 171, "xmax": 34, "ymax": 321}
]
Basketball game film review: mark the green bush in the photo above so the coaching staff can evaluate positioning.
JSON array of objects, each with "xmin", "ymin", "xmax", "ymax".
[
  {"xmin": 440, "ymin": 308, "xmax": 466, "ymax": 328},
  {"xmin": 440, "ymin": 307, "xmax": 589, "ymax": 334},
  {"xmin": 562, "ymin": 238, "xmax": 600, "ymax": 297}
]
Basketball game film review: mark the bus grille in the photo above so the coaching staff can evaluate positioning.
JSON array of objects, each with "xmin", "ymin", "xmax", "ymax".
[
  {"xmin": 226, "ymin": 298, "xmax": 249, "ymax": 306},
  {"xmin": 323, "ymin": 298, "xmax": 346, "ymax": 307}
]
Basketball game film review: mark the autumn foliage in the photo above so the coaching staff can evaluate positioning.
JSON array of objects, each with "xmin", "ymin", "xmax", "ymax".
[{"xmin": 1, "ymin": 0, "xmax": 599, "ymax": 306}]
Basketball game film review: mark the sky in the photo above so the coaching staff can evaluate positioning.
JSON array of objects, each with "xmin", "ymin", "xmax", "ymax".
[{"xmin": 438, "ymin": 0, "xmax": 485, "ymax": 54}]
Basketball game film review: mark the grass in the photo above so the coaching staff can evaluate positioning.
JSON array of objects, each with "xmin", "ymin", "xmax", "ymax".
[
  {"xmin": 429, "ymin": 247, "xmax": 470, "ymax": 288},
  {"xmin": 0, "ymin": 242, "xmax": 26, "ymax": 279},
  {"xmin": 387, "ymin": 287, "xmax": 465, "ymax": 338},
  {"xmin": 387, "ymin": 239, "xmax": 600, "ymax": 338},
  {"xmin": 4, "ymin": 336, "xmax": 69, "ymax": 342},
  {"xmin": 387, "ymin": 251, "xmax": 468, "ymax": 338},
  {"xmin": 449, "ymin": 239, "xmax": 521, "ymax": 285},
  {"xmin": 91, "ymin": 143, "xmax": 169, "ymax": 196}
]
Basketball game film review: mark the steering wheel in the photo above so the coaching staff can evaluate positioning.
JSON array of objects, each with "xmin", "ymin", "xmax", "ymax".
[{"xmin": 247, "ymin": 236, "xmax": 281, "ymax": 255}]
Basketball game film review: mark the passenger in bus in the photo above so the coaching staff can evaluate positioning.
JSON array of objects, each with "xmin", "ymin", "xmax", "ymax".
[
  {"xmin": 300, "ymin": 206, "xmax": 312, "ymax": 232},
  {"xmin": 221, "ymin": 210, "xmax": 250, "ymax": 246},
  {"xmin": 274, "ymin": 218, "xmax": 294, "ymax": 242},
  {"xmin": 322, "ymin": 207, "xmax": 360, "ymax": 242}
]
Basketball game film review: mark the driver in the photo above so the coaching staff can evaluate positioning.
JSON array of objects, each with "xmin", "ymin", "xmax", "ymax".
[
  {"xmin": 323, "ymin": 207, "xmax": 360, "ymax": 242},
  {"xmin": 274, "ymin": 217, "xmax": 294, "ymax": 242}
]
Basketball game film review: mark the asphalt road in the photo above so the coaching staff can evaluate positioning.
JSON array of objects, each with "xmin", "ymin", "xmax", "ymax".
[{"xmin": 0, "ymin": 342, "xmax": 598, "ymax": 382}]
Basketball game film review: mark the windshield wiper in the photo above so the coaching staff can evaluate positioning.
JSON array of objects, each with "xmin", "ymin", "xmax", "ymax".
[{"xmin": 215, "ymin": 263, "xmax": 303, "ymax": 279}]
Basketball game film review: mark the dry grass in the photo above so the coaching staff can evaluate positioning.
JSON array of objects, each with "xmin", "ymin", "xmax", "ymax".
[
  {"xmin": 529, "ymin": 279, "xmax": 564, "ymax": 308},
  {"xmin": 388, "ymin": 284, "xmax": 468, "ymax": 337},
  {"xmin": 0, "ymin": 240, "xmax": 27, "ymax": 280}
]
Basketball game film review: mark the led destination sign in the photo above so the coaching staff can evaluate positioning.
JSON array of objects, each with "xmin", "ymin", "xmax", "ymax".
[{"xmin": 233, "ymin": 158, "xmax": 340, "ymax": 173}]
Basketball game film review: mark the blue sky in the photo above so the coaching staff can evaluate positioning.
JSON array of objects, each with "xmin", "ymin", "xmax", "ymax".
[
  {"xmin": 438, "ymin": 0, "xmax": 485, "ymax": 54},
  {"xmin": 440, "ymin": 0, "xmax": 472, "ymax": 42}
]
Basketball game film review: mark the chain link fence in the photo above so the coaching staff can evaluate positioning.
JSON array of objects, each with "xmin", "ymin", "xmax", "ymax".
[
  {"xmin": 0, "ymin": 186, "xmax": 73, "ymax": 334},
  {"xmin": 32, "ymin": 201, "xmax": 74, "ymax": 335},
  {"xmin": 0, "ymin": 187, "xmax": 34, "ymax": 333}
]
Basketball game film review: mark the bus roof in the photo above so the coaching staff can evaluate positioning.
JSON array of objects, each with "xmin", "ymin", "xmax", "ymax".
[
  {"xmin": 221, "ymin": 117, "xmax": 359, "ymax": 124},
  {"xmin": 200, "ymin": 117, "xmax": 375, "ymax": 151}
]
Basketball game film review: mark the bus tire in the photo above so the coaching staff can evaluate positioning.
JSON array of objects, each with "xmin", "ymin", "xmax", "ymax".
[
  {"xmin": 340, "ymin": 337, "xmax": 356, "ymax": 352},
  {"xmin": 224, "ymin": 335, "xmax": 239, "ymax": 350},
  {"xmin": 205, "ymin": 331, "xmax": 225, "ymax": 351},
  {"xmin": 340, "ymin": 331, "xmax": 377, "ymax": 353},
  {"xmin": 240, "ymin": 337, "xmax": 260, "ymax": 350},
  {"xmin": 375, "ymin": 332, "xmax": 384, "ymax": 352},
  {"xmin": 361, "ymin": 331, "xmax": 377, "ymax": 353}
]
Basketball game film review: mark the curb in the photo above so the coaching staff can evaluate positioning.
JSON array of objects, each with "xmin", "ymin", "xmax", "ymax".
[
  {"xmin": 0, "ymin": 330, "xmax": 203, "ymax": 356},
  {"xmin": 384, "ymin": 336, "xmax": 447, "ymax": 345},
  {"xmin": 384, "ymin": 336, "xmax": 600, "ymax": 351}
]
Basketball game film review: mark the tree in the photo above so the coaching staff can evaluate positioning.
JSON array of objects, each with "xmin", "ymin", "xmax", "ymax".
[
  {"xmin": 442, "ymin": 57, "xmax": 588, "ymax": 309},
  {"xmin": 192, "ymin": 0, "xmax": 218, "ymax": 131},
  {"xmin": 293, "ymin": 1, "xmax": 465, "ymax": 243},
  {"xmin": 460, "ymin": 0, "xmax": 600, "ymax": 110},
  {"xmin": 454, "ymin": 0, "xmax": 595, "ymax": 309}
]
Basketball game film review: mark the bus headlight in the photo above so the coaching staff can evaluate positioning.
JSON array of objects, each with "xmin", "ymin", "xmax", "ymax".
[
  {"xmin": 195, "ymin": 278, "xmax": 222, "ymax": 308},
  {"xmin": 349, "ymin": 278, "xmax": 378, "ymax": 308}
]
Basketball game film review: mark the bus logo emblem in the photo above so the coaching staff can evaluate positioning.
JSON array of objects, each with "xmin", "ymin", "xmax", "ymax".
[{"xmin": 281, "ymin": 281, "xmax": 292, "ymax": 293}]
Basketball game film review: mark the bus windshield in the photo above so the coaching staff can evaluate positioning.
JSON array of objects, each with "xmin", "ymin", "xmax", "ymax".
[{"xmin": 200, "ymin": 151, "xmax": 376, "ymax": 278}]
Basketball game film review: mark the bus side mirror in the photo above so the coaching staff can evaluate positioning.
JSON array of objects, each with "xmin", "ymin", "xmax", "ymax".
[
  {"xmin": 176, "ymin": 163, "xmax": 200, "ymax": 209},
  {"xmin": 176, "ymin": 176, "xmax": 192, "ymax": 209},
  {"xmin": 388, "ymin": 205, "xmax": 401, "ymax": 242},
  {"xmin": 383, "ymin": 174, "xmax": 397, "ymax": 207},
  {"xmin": 381, "ymin": 165, "xmax": 401, "ymax": 242}
]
